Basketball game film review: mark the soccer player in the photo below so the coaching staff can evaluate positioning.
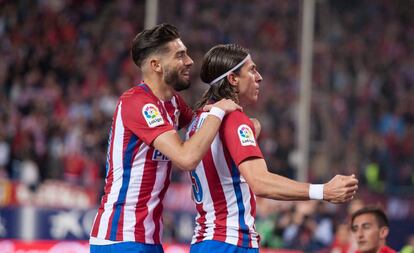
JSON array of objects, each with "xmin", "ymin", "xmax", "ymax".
[
  {"xmin": 89, "ymin": 24, "xmax": 241, "ymax": 253},
  {"xmin": 351, "ymin": 206, "xmax": 396, "ymax": 253},
  {"xmin": 187, "ymin": 44, "xmax": 359, "ymax": 253}
]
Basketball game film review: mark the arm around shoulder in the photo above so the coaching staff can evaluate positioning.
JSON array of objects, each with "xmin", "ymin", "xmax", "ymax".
[
  {"xmin": 152, "ymin": 99, "xmax": 242, "ymax": 171},
  {"xmin": 152, "ymin": 114, "xmax": 222, "ymax": 171}
]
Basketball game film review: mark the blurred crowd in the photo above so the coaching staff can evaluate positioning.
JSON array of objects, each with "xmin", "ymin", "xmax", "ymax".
[
  {"xmin": 0, "ymin": 0, "xmax": 413, "ymax": 251},
  {"xmin": 0, "ymin": 0, "xmax": 145, "ymax": 189}
]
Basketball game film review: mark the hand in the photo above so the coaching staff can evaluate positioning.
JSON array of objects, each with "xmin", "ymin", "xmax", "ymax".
[
  {"xmin": 324, "ymin": 174, "xmax": 358, "ymax": 203},
  {"xmin": 203, "ymin": 99, "xmax": 242, "ymax": 114}
]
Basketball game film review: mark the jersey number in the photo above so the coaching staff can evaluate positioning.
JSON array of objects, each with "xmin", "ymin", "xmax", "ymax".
[{"xmin": 190, "ymin": 171, "xmax": 203, "ymax": 204}]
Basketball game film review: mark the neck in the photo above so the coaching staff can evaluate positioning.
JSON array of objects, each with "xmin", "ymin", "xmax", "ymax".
[
  {"xmin": 143, "ymin": 76, "xmax": 174, "ymax": 101},
  {"xmin": 238, "ymin": 98, "xmax": 251, "ymax": 108},
  {"xmin": 361, "ymin": 244, "xmax": 386, "ymax": 253}
]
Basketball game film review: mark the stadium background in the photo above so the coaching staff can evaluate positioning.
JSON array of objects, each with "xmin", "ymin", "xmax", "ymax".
[{"xmin": 0, "ymin": 0, "xmax": 413, "ymax": 252}]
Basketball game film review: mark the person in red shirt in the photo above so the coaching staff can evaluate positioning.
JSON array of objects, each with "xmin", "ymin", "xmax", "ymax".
[{"xmin": 350, "ymin": 206, "xmax": 396, "ymax": 253}]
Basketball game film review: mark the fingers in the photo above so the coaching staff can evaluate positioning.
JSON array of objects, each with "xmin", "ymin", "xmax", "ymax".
[
  {"xmin": 344, "ymin": 178, "xmax": 359, "ymax": 187},
  {"xmin": 202, "ymin": 104, "xmax": 213, "ymax": 112},
  {"xmin": 326, "ymin": 174, "xmax": 359, "ymax": 204},
  {"xmin": 215, "ymin": 99, "xmax": 243, "ymax": 113},
  {"xmin": 345, "ymin": 184, "xmax": 358, "ymax": 193}
]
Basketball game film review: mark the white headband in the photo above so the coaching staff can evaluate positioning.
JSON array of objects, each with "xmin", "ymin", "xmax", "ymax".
[{"xmin": 209, "ymin": 54, "xmax": 251, "ymax": 85}]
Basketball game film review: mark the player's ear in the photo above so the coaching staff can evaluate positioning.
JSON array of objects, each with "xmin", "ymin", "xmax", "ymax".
[
  {"xmin": 379, "ymin": 226, "xmax": 389, "ymax": 240},
  {"xmin": 149, "ymin": 57, "xmax": 162, "ymax": 73},
  {"xmin": 227, "ymin": 73, "xmax": 239, "ymax": 87}
]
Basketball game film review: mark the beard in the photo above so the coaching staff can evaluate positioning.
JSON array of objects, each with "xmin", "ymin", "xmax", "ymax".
[{"xmin": 164, "ymin": 66, "xmax": 191, "ymax": 91}]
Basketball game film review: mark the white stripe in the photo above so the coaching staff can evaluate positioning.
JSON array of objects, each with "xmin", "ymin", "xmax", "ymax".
[
  {"xmin": 170, "ymin": 96, "xmax": 180, "ymax": 129},
  {"xmin": 161, "ymin": 97, "xmax": 179, "ymax": 127},
  {"xmin": 211, "ymin": 136, "xmax": 241, "ymax": 245},
  {"xmin": 122, "ymin": 143, "xmax": 148, "ymax": 241},
  {"xmin": 143, "ymin": 160, "xmax": 169, "ymax": 243},
  {"xmin": 197, "ymin": 165, "xmax": 212, "ymax": 242},
  {"xmin": 240, "ymin": 176, "xmax": 259, "ymax": 245},
  {"xmin": 196, "ymin": 114, "xmax": 216, "ymax": 242},
  {"xmin": 97, "ymin": 102, "xmax": 125, "ymax": 239},
  {"xmin": 194, "ymin": 150, "xmax": 216, "ymax": 242},
  {"xmin": 89, "ymin": 236, "xmax": 123, "ymax": 245}
]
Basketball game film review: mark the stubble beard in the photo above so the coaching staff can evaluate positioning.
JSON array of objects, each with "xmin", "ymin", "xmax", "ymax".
[{"xmin": 164, "ymin": 67, "xmax": 191, "ymax": 92}]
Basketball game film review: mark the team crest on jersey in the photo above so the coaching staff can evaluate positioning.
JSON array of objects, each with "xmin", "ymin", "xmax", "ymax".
[
  {"xmin": 237, "ymin": 124, "xmax": 256, "ymax": 146},
  {"xmin": 142, "ymin": 103, "xmax": 164, "ymax": 128}
]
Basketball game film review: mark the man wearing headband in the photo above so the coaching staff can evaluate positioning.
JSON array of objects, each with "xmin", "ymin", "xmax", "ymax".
[
  {"xmin": 89, "ymin": 24, "xmax": 241, "ymax": 253},
  {"xmin": 186, "ymin": 44, "xmax": 359, "ymax": 253}
]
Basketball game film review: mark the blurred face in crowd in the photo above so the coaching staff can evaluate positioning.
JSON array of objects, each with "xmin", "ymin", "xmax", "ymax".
[
  {"xmin": 351, "ymin": 213, "xmax": 389, "ymax": 253},
  {"xmin": 231, "ymin": 57, "xmax": 262, "ymax": 106},
  {"xmin": 160, "ymin": 38, "xmax": 194, "ymax": 91}
]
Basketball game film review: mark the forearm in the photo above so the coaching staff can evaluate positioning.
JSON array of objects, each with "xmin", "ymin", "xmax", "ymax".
[
  {"xmin": 255, "ymin": 172, "xmax": 310, "ymax": 200},
  {"xmin": 153, "ymin": 114, "xmax": 222, "ymax": 171},
  {"xmin": 240, "ymin": 159, "xmax": 310, "ymax": 200},
  {"xmin": 240, "ymin": 159, "xmax": 358, "ymax": 203},
  {"xmin": 178, "ymin": 114, "xmax": 222, "ymax": 168},
  {"xmin": 154, "ymin": 99, "xmax": 241, "ymax": 171}
]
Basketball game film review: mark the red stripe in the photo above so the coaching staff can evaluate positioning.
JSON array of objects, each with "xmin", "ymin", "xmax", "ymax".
[
  {"xmin": 188, "ymin": 116, "xmax": 207, "ymax": 243},
  {"xmin": 115, "ymin": 134, "xmax": 142, "ymax": 241},
  {"xmin": 90, "ymin": 207, "xmax": 104, "ymax": 237},
  {"xmin": 152, "ymin": 162, "xmax": 172, "ymax": 243},
  {"xmin": 222, "ymin": 148, "xmax": 244, "ymax": 247},
  {"xmin": 163, "ymin": 100, "xmax": 176, "ymax": 126},
  {"xmin": 202, "ymin": 150, "xmax": 228, "ymax": 242},
  {"xmin": 195, "ymin": 205, "xmax": 207, "ymax": 242},
  {"xmin": 248, "ymin": 188, "xmax": 256, "ymax": 247},
  {"xmin": 150, "ymin": 98, "xmax": 177, "ymax": 242},
  {"xmin": 91, "ymin": 106, "xmax": 118, "ymax": 238},
  {"xmin": 134, "ymin": 148, "xmax": 157, "ymax": 243},
  {"xmin": 105, "ymin": 130, "xmax": 132, "ymax": 240}
]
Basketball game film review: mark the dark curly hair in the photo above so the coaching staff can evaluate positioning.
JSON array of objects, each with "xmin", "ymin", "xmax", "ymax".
[{"xmin": 131, "ymin": 23, "xmax": 180, "ymax": 68}]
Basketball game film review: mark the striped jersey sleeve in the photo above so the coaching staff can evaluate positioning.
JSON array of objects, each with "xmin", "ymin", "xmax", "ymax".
[{"xmin": 221, "ymin": 110, "xmax": 263, "ymax": 166}]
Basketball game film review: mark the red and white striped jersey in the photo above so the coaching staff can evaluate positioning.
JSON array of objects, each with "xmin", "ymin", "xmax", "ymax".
[
  {"xmin": 90, "ymin": 83, "xmax": 193, "ymax": 245},
  {"xmin": 186, "ymin": 109, "xmax": 264, "ymax": 248}
]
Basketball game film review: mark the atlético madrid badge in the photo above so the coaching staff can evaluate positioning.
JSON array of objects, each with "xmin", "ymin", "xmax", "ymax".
[{"xmin": 142, "ymin": 103, "xmax": 164, "ymax": 128}]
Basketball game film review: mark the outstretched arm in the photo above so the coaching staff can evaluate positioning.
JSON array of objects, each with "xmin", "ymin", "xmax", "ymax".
[
  {"xmin": 239, "ymin": 158, "xmax": 358, "ymax": 203},
  {"xmin": 153, "ymin": 99, "xmax": 242, "ymax": 171}
]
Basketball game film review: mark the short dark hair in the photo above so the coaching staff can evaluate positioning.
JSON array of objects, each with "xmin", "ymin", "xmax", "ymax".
[
  {"xmin": 195, "ymin": 44, "xmax": 249, "ymax": 109},
  {"xmin": 351, "ymin": 206, "xmax": 389, "ymax": 228},
  {"xmin": 131, "ymin": 23, "xmax": 180, "ymax": 68}
]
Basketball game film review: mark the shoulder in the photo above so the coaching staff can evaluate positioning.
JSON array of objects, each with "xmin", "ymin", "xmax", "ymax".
[
  {"xmin": 380, "ymin": 246, "xmax": 397, "ymax": 253},
  {"xmin": 221, "ymin": 110, "xmax": 256, "ymax": 138},
  {"xmin": 121, "ymin": 86, "xmax": 152, "ymax": 99},
  {"xmin": 120, "ymin": 86, "xmax": 157, "ymax": 105},
  {"xmin": 223, "ymin": 110, "xmax": 251, "ymax": 125}
]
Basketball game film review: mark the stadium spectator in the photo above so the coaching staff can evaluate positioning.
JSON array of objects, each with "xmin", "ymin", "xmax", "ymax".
[{"xmin": 350, "ymin": 206, "xmax": 396, "ymax": 253}]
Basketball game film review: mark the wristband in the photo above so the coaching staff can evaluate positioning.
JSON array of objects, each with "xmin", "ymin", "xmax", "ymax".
[
  {"xmin": 209, "ymin": 107, "xmax": 225, "ymax": 121},
  {"xmin": 309, "ymin": 184, "xmax": 324, "ymax": 200}
]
